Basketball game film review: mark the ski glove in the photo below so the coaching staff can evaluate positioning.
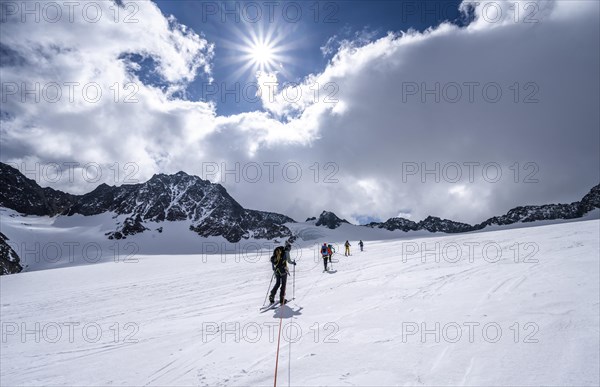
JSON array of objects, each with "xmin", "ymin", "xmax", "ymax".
[{"xmin": 292, "ymin": 261, "xmax": 297, "ymax": 265}]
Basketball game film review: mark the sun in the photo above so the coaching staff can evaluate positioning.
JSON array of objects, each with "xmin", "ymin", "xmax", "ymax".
[
  {"xmin": 251, "ymin": 41, "xmax": 274, "ymax": 68},
  {"xmin": 220, "ymin": 23, "xmax": 298, "ymax": 80},
  {"xmin": 244, "ymin": 35, "xmax": 280, "ymax": 72}
]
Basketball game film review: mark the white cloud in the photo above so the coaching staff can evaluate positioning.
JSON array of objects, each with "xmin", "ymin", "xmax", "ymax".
[
  {"xmin": 1, "ymin": 0, "xmax": 598, "ymax": 224},
  {"xmin": 320, "ymin": 35, "xmax": 338, "ymax": 57},
  {"xmin": 245, "ymin": 0, "xmax": 599, "ymax": 222}
]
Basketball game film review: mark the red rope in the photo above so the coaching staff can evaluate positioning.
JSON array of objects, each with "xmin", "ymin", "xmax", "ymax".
[
  {"xmin": 273, "ymin": 282, "xmax": 287, "ymax": 387},
  {"xmin": 273, "ymin": 314, "xmax": 283, "ymax": 387}
]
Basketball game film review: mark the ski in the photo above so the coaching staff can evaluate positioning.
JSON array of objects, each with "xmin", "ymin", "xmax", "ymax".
[
  {"xmin": 260, "ymin": 302, "xmax": 279, "ymax": 312},
  {"xmin": 259, "ymin": 298, "xmax": 295, "ymax": 313}
]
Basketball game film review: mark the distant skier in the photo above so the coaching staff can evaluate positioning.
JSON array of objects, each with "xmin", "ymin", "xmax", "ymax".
[
  {"xmin": 327, "ymin": 244, "xmax": 335, "ymax": 263},
  {"xmin": 269, "ymin": 243, "xmax": 296, "ymax": 305},
  {"xmin": 321, "ymin": 243, "xmax": 329, "ymax": 271},
  {"xmin": 359, "ymin": 240, "xmax": 364, "ymax": 252},
  {"xmin": 345, "ymin": 240, "xmax": 351, "ymax": 256}
]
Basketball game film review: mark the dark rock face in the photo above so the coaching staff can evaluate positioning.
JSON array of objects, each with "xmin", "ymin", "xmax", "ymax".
[
  {"xmin": 366, "ymin": 217, "xmax": 418, "ymax": 232},
  {"xmin": 0, "ymin": 163, "xmax": 296, "ymax": 243},
  {"xmin": 580, "ymin": 184, "xmax": 600, "ymax": 212},
  {"xmin": 0, "ymin": 232, "xmax": 22, "ymax": 275},
  {"xmin": 66, "ymin": 172, "xmax": 213, "ymax": 221},
  {"xmin": 123, "ymin": 214, "xmax": 148, "ymax": 236},
  {"xmin": 365, "ymin": 216, "xmax": 471, "ymax": 233},
  {"xmin": 417, "ymin": 216, "xmax": 473, "ymax": 233},
  {"xmin": 315, "ymin": 211, "xmax": 350, "ymax": 229},
  {"xmin": 189, "ymin": 209, "xmax": 294, "ymax": 242},
  {"xmin": 473, "ymin": 203, "xmax": 584, "ymax": 229},
  {"xmin": 305, "ymin": 217, "xmax": 316, "ymax": 222},
  {"xmin": 0, "ymin": 163, "xmax": 75, "ymax": 216},
  {"xmin": 106, "ymin": 214, "xmax": 148, "ymax": 240}
]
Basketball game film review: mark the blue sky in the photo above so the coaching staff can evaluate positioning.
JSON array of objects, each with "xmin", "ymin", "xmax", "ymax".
[{"xmin": 153, "ymin": 0, "xmax": 468, "ymax": 115}]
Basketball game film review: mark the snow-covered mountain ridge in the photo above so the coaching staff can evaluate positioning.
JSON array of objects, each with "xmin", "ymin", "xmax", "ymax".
[
  {"xmin": 1, "ymin": 161, "xmax": 598, "ymax": 275},
  {"xmin": 0, "ymin": 162, "xmax": 294, "ymax": 240},
  {"xmin": 365, "ymin": 184, "xmax": 600, "ymax": 233}
]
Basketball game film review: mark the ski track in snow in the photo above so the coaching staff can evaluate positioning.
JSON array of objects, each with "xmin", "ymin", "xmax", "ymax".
[{"xmin": 0, "ymin": 218, "xmax": 599, "ymax": 386}]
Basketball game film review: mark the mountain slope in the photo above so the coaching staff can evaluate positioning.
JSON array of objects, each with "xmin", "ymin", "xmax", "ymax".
[
  {"xmin": 0, "ymin": 232, "xmax": 22, "ymax": 275},
  {"xmin": 0, "ymin": 163, "xmax": 75, "ymax": 216}
]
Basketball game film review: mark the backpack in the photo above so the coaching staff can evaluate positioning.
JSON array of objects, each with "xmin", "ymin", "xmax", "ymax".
[
  {"xmin": 271, "ymin": 246, "xmax": 286, "ymax": 270},
  {"xmin": 321, "ymin": 245, "xmax": 328, "ymax": 255}
]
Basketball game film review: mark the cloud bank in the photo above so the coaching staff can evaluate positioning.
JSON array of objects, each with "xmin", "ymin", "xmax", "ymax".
[{"xmin": 1, "ymin": 0, "xmax": 598, "ymax": 224}]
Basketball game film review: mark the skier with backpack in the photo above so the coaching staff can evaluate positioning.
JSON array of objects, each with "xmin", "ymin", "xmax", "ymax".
[
  {"xmin": 269, "ymin": 242, "xmax": 296, "ymax": 305},
  {"xmin": 320, "ymin": 243, "xmax": 329, "ymax": 271},
  {"xmin": 345, "ymin": 240, "xmax": 351, "ymax": 256},
  {"xmin": 359, "ymin": 240, "xmax": 364, "ymax": 251},
  {"xmin": 327, "ymin": 244, "xmax": 335, "ymax": 263}
]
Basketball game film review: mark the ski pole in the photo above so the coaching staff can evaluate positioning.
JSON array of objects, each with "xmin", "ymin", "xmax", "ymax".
[
  {"xmin": 263, "ymin": 271, "xmax": 275, "ymax": 306},
  {"xmin": 293, "ymin": 262, "xmax": 296, "ymax": 299}
]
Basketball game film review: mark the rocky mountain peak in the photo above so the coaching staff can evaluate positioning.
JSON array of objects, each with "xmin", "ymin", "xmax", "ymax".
[
  {"xmin": 315, "ymin": 211, "xmax": 350, "ymax": 229},
  {"xmin": 0, "ymin": 162, "xmax": 295, "ymax": 246}
]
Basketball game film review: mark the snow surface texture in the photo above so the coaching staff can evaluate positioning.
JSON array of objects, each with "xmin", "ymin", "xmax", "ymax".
[{"xmin": 1, "ymin": 218, "xmax": 598, "ymax": 386}]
